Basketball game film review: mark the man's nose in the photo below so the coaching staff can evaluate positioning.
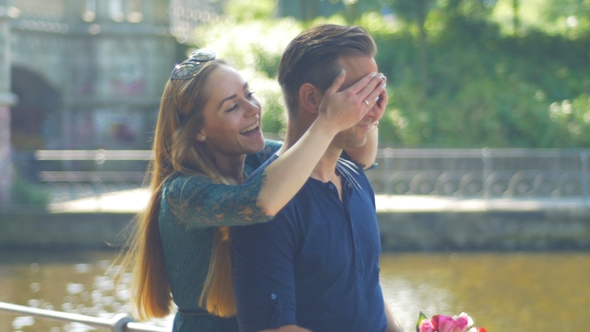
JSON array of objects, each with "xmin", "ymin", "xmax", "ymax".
[{"xmin": 368, "ymin": 102, "xmax": 383, "ymax": 120}]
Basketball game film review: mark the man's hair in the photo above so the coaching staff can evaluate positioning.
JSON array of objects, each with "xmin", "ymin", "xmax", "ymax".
[{"xmin": 278, "ymin": 24, "xmax": 377, "ymax": 118}]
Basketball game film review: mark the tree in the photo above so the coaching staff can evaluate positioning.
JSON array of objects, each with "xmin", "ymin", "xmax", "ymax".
[
  {"xmin": 512, "ymin": 0, "xmax": 520, "ymax": 35},
  {"xmin": 388, "ymin": 0, "xmax": 436, "ymax": 97},
  {"xmin": 541, "ymin": 0, "xmax": 590, "ymax": 36}
]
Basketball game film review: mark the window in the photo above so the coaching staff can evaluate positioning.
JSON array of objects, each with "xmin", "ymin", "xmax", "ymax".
[
  {"xmin": 110, "ymin": 0, "xmax": 125, "ymax": 22},
  {"xmin": 81, "ymin": 0, "xmax": 97, "ymax": 22},
  {"xmin": 127, "ymin": 0, "xmax": 143, "ymax": 23}
]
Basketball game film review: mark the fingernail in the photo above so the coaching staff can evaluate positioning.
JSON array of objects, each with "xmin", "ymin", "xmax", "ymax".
[
  {"xmin": 375, "ymin": 96, "xmax": 380, "ymax": 102},
  {"xmin": 379, "ymin": 73, "xmax": 385, "ymax": 79},
  {"xmin": 371, "ymin": 72, "xmax": 377, "ymax": 77},
  {"xmin": 339, "ymin": 69, "xmax": 345, "ymax": 76},
  {"xmin": 382, "ymin": 83, "xmax": 387, "ymax": 89}
]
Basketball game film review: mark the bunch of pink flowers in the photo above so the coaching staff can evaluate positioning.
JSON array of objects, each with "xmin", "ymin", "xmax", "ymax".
[{"xmin": 417, "ymin": 312, "xmax": 487, "ymax": 332}]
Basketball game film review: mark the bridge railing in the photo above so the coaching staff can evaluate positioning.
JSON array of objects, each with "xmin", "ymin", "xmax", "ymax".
[
  {"xmin": 0, "ymin": 301, "xmax": 168, "ymax": 332},
  {"xmin": 13, "ymin": 148, "xmax": 590, "ymax": 199},
  {"xmin": 367, "ymin": 148, "xmax": 589, "ymax": 198},
  {"xmin": 13, "ymin": 149, "xmax": 151, "ymax": 184}
]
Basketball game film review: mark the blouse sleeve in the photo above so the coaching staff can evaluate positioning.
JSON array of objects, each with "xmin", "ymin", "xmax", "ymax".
[{"xmin": 162, "ymin": 171, "xmax": 272, "ymax": 231}]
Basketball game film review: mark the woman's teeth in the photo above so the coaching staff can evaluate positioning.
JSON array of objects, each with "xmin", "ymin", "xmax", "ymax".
[{"xmin": 240, "ymin": 122, "xmax": 259, "ymax": 134}]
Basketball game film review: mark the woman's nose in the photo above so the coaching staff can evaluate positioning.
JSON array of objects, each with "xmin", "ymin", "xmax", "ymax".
[{"xmin": 245, "ymin": 100, "xmax": 261, "ymax": 117}]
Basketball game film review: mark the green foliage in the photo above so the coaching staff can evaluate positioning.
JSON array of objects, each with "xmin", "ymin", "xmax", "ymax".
[
  {"xmin": 549, "ymin": 95, "xmax": 590, "ymax": 147},
  {"xmin": 222, "ymin": 0, "xmax": 277, "ymax": 22},
  {"xmin": 192, "ymin": 12, "xmax": 372, "ymax": 136},
  {"xmin": 191, "ymin": 0, "xmax": 590, "ymax": 147},
  {"xmin": 10, "ymin": 177, "xmax": 50, "ymax": 206},
  {"xmin": 193, "ymin": 18, "xmax": 303, "ymax": 134},
  {"xmin": 366, "ymin": 9, "xmax": 590, "ymax": 147},
  {"xmin": 541, "ymin": 0, "xmax": 590, "ymax": 36}
]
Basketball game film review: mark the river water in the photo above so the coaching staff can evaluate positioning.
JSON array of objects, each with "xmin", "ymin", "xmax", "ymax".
[{"xmin": 0, "ymin": 250, "xmax": 588, "ymax": 332}]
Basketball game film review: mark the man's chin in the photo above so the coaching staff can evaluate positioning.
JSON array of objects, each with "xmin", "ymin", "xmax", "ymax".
[{"xmin": 340, "ymin": 137, "xmax": 368, "ymax": 150}]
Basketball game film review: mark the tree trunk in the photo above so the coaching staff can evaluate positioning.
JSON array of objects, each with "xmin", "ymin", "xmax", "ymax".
[
  {"xmin": 300, "ymin": 0, "xmax": 318, "ymax": 21},
  {"xmin": 416, "ymin": 0, "xmax": 429, "ymax": 97},
  {"xmin": 0, "ymin": 11, "xmax": 16, "ymax": 204},
  {"xmin": 513, "ymin": 0, "xmax": 520, "ymax": 36}
]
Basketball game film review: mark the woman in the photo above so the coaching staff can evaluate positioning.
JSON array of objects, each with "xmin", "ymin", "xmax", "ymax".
[{"xmin": 119, "ymin": 49, "xmax": 385, "ymax": 331}]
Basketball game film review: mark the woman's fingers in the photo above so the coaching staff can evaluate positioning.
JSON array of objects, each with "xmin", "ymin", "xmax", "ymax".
[
  {"xmin": 358, "ymin": 73, "xmax": 386, "ymax": 108},
  {"xmin": 345, "ymin": 71, "xmax": 379, "ymax": 96},
  {"xmin": 324, "ymin": 69, "xmax": 347, "ymax": 97},
  {"xmin": 317, "ymin": 71, "xmax": 387, "ymax": 133}
]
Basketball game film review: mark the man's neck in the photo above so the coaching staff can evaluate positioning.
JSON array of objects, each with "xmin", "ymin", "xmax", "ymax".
[{"xmin": 279, "ymin": 121, "xmax": 342, "ymax": 183}]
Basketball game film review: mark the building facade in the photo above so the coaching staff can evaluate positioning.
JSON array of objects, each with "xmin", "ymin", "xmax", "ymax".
[{"xmin": 7, "ymin": 0, "xmax": 221, "ymax": 151}]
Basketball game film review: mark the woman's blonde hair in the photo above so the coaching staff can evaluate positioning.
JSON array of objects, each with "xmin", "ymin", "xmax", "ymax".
[{"xmin": 117, "ymin": 59, "xmax": 237, "ymax": 320}]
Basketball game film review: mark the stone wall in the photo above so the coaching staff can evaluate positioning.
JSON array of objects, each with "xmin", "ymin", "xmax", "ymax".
[
  {"xmin": 377, "ymin": 210, "xmax": 590, "ymax": 251},
  {"xmin": 1, "ymin": 210, "xmax": 589, "ymax": 251}
]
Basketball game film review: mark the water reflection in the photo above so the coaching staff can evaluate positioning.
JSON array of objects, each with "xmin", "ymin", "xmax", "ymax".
[
  {"xmin": 380, "ymin": 252, "xmax": 590, "ymax": 331},
  {"xmin": 0, "ymin": 251, "xmax": 171, "ymax": 332},
  {"xmin": 1, "ymin": 251, "xmax": 589, "ymax": 331}
]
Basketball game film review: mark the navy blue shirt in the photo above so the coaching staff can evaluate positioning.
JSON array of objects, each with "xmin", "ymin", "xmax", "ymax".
[{"xmin": 231, "ymin": 156, "xmax": 387, "ymax": 332}]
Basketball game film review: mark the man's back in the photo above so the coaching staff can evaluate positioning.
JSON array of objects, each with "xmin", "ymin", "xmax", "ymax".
[{"xmin": 231, "ymin": 158, "xmax": 387, "ymax": 332}]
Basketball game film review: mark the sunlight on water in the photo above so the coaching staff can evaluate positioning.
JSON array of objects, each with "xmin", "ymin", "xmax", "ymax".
[
  {"xmin": 1, "ymin": 251, "xmax": 589, "ymax": 331},
  {"xmin": 0, "ymin": 252, "xmax": 172, "ymax": 332},
  {"xmin": 380, "ymin": 252, "xmax": 590, "ymax": 331}
]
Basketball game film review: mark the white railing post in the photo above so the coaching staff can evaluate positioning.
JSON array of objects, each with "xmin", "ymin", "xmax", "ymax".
[
  {"xmin": 482, "ymin": 148, "xmax": 491, "ymax": 202},
  {"xmin": 111, "ymin": 312, "xmax": 135, "ymax": 332},
  {"xmin": 383, "ymin": 148, "xmax": 394, "ymax": 195},
  {"xmin": 581, "ymin": 150, "xmax": 589, "ymax": 208}
]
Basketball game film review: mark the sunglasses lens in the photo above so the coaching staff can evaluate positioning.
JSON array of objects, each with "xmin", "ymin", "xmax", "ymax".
[
  {"xmin": 169, "ymin": 49, "xmax": 216, "ymax": 80},
  {"xmin": 189, "ymin": 49, "xmax": 216, "ymax": 61},
  {"xmin": 170, "ymin": 63, "xmax": 201, "ymax": 80}
]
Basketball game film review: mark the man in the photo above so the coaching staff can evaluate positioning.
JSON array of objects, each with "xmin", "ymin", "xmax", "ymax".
[{"xmin": 231, "ymin": 24, "xmax": 405, "ymax": 332}]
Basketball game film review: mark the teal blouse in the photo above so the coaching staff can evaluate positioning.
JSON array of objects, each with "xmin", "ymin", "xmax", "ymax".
[{"xmin": 158, "ymin": 139, "xmax": 282, "ymax": 332}]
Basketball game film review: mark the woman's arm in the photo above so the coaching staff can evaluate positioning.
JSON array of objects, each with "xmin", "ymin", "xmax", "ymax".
[
  {"xmin": 257, "ymin": 70, "xmax": 385, "ymax": 216},
  {"xmin": 166, "ymin": 71, "xmax": 385, "ymax": 228},
  {"xmin": 343, "ymin": 75, "xmax": 387, "ymax": 169},
  {"xmin": 343, "ymin": 124, "xmax": 378, "ymax": 170},
  {"xmin": 384, "ymin": 301, "xmax": 405, "ymax": 332}
]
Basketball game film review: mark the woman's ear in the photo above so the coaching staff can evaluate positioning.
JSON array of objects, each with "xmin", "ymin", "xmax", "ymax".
[
  {"xmin": 298, "ymin": 83, "xmax": 323, "ymax": 114},
  {"xmin": 195, "ymin": 130, "xmax": 207, "ymax": 142}
]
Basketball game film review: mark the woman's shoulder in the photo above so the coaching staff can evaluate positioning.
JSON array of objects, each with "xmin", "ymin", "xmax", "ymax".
[
  {"xmin": 263, "ymin": 138, "xmax": 283, "ymax": 151},
  {"xmin": 164, "ymin": 172, "xmax": 214, "ymax": 194},
  {"xmin": 245, "ymin": 139, "xmax": 283, "ymax": 169}
]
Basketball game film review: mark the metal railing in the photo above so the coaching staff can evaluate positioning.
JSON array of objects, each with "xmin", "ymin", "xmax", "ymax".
[
  {"xmin": 0, "ymin": 301, "xmax": 168, "ymax": 332},
  {"xmin": 13, "ymin": 149, "xmax": 151, "ymax": 183},
  {"xmin": 367, "ymin": 148, "xmax": 590, "ymax": 198},
  {"xmin": 13, "ymin": 148, "xmax": 590, "ymax": 199}
]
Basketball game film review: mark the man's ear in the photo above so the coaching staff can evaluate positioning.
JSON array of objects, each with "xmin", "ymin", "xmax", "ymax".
[{"xmin": 298, "ymin": 83, "xmax": 323, "ymax": 114}]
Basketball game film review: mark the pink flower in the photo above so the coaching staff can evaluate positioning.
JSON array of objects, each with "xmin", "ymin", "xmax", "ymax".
[
  {"xmin": 454, "ymin": 315, "xmax": 469, "ymax": 330},
  {"xmin": 416, "ymin": 311, "xmax": 483, "ymax": 332},
  {"xmin": 419, "ymin": 319, "xmax": 436, "ymax": 332},
  {"xmin": 437, "ymin": 314, "xmax": 470, "ymax": 332}
]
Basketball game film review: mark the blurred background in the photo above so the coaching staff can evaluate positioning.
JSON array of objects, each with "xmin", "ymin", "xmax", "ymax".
[
  {"xmin": 0, "ymin": 0, "xmax": 589, "ymax": 331},
  {"xmin": 0, "ymin": 0, "xmax": 589, "ymax": 205}
]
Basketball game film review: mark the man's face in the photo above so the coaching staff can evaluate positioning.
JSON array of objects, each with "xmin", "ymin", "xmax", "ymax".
[{"xmin": 332, "ymin": 55, "xmax": 384, "ymax": 149}]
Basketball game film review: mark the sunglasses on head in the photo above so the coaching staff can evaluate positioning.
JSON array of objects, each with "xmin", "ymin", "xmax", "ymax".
[{"xmin": 169, "ymin": 49, "xmax": 216, "ymax": 81}]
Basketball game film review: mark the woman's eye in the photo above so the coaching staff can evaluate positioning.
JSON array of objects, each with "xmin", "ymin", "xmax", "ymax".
[
  {"xmin": 246, "ymin": 91, "xmax": 255, "ymax": 99},
  {"xmin": 225, "ymin": 104, "xmax": 238, "ymax": 112}
]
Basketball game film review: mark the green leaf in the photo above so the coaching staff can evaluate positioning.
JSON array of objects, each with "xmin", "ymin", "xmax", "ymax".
[{"xmin": 416, "ymin": 311, "xmax": 428, "ymax": 332}]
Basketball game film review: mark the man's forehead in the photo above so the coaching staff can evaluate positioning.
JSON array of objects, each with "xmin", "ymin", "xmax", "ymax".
[{"xmin": 337, "ymin": 55, "xmax": 378, "ymax": 90}]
